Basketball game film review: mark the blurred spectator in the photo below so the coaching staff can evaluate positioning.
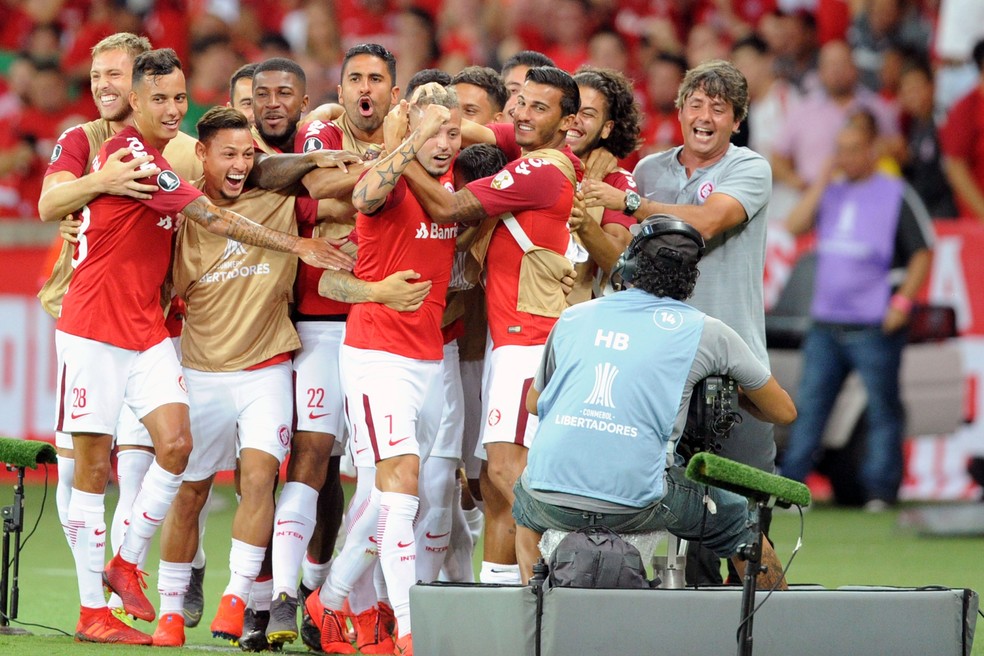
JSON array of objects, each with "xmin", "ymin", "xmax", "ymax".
[
  {"xmin": 61, "ymin": 0, "xmax": 143, "ymax": 85},
  {"xmin": 282, "ymin": 1, "xmax": 344, "ymax": 105},
  {"xmin": 586, "ymin": 29, "xmax": 632, "ymax": 76},
  {"xmin": 0, "ymin": 53, "xmax": 35, "ymax": 121},
  {"xmin": 847, "ymin": 0, "xmax": 931, "ymax": 92},
  {"xmin": 542, "ymin": 0, "xmax": 592, "ymax": 73},
  {"xmin": 637, "ymin": 51, "xmax": 686, "ymax": 159},
  {"xmin": 772, "ymin": 39, "xmax": 901, "ymax": 190},
  {"xmin": 684, "ymin": 22, "xmax": 728, "ymax": 67},
  {"xmin": 783, "ymin": 112, "xmax": 934, "ymax": 511},
  {"xmin": 0, "ymin": 130, "xmax": 39, "ymax": 219},
  {"xmin": 731, "ymin": 34, "xmax": 800, "ymax": 160},
  {"xmin": 768, "ymin": 9, "xmax": 820, "ymax": 92},
  {"xmin": 897, "ymin": 58, "xmax": 958, "ymax": 218},
  {"xmin": 932, "ymin": 0, "xmax": 984, "ymax": 113},
  {"xmin": 17, "ymin": 59, "xmax": 95, "ymax": 158},
  {"xmin": 183, "ymin": 34, "xmax": 243, "ymax": 133},
  {"xmin": 395, "ymin": 7, "xmax": 441, "ymax": 91},
  {"xmin": 940, "ymin": 40, "xmax": 984, "ymax": 220}
]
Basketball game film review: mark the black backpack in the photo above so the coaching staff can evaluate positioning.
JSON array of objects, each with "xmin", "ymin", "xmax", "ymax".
[{"xmin": 547, "ymin": 525, "xmax": 652, "ymax": 590}]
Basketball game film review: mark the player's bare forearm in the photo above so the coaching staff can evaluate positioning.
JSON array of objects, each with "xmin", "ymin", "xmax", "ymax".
[
  {"xmin": 404, "ymin": 164, "xmax": 488, "ymax": 224},
  {"xmin": 182, "ymin": 196, "xmax": 300, "ymax": 254},
  {"xmin": 319, "ymin": 268, "xmax": 373, "ymax": 303},
  {"xmin": 352, "ymin": 128, "xmax": 423, "ymax": 214},
  {"xmin": 249, "ymin": 152, "xmax": 318, "ymax": 190}
]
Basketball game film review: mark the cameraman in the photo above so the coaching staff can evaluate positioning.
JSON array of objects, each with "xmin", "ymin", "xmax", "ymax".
[{"xmin": 513, "ymin": 216, "xmax": 796, "ymax": 584}]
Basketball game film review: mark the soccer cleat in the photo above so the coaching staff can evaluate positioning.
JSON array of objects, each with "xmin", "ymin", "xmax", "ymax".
[
  {"xmin": 211, "ymin": 593, "xmax": 247, "ymax": 641},
  {"xmin": 394, "ymin": 632, "xmax": 413, "ymax": 656},
  {"xmin": 298, "ymin": 583, "xmax": 323, "ymax": 653},
  {"xmin": 354, "ymin": 606, "xmax": 396, "ymax": 655},
  {"xmin": 238, "ymin": 608, "xmax": 272, "ymax": 652},
  {"xmin": 103, "ymin": 553, "xmax": 156, "ymax": 622},
  {"xmin": 183, "ymin": 563, "xmax": 206, "ymax": 627},
  {"xmin": 152, "ymin": 612, "xmax": 186, "ymax": 647},
  {"xmin": 74, "ymin": 606, "xmax": 153, "ymax": 645},
  {"xmin": 378, "ymin": 601, "xmax": 396, "ymax": 638},
  {"xmin": 304, "ymin": 588, "xmax": 355, "ymax": 654},
  {"xmin": 265, "ymin": 591, "xmax": 299, "ymax": 645}
]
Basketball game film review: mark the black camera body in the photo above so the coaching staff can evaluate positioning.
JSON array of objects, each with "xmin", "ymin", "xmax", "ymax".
[{"xmin": 678, "ymin": 375, "xmax": 742, "ymax": 462}]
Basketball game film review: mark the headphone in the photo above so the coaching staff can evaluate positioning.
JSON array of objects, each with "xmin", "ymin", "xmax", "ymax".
[{"xmin": 610, "ymin": 215, "xmax": 705, "ymax": 291}]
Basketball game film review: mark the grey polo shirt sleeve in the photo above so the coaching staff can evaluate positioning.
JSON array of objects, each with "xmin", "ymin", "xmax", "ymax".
[{"xmin": 712, "ymin": 148, "xmax": 772, "ymax": 225}]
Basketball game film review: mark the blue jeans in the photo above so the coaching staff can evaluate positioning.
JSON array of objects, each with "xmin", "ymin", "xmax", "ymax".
[
  {"xmin": 780, "ymin": 324, "xmax": 906, "ymax": 502},
  {"xmin": 513, "ymin": 467, "xmax": 757, "ymax": 558}
]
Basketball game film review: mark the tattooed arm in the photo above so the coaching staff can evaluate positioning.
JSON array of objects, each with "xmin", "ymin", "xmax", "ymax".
[
  {"xmin": 319, "ymin": 268, "xmax": 432, "ymax": 311},
  {"xmin": 403, "ymin": 162, "xmax": 489, "ymax": 225},
  {"xmin": 180, "ymin": 195, "xmax": 355, "ymax": 270},
  {"xmin": 249, "ymin": 150, "xmax": 362, "ymax": 191},
  {"xmin": 352, "ymin": 102, "xmax": 451, "ymax": 215}
]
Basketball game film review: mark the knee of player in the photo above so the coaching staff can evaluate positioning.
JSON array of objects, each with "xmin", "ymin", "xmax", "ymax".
[
  {"xmin": 156, "ymin": 430, "xmax": 192, "ymax": 470},
  {"xmin": 486, "ymin": 459, "xmax": 522, "ymax": 497}
]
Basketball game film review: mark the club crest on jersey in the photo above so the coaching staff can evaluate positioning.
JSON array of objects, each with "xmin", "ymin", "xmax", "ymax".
[
  {"xmin": 491, "ymin": 170, "xmax": 514, "ymax": 190},
  {"xmin": 157, "ymin": 170, "xmax": 181, "ymax": 192},
  {"xmin": 277, "ymin": 425, "xmax": 291, "ymax": 448},
  {"xmin": 49, "ymin": 144, "xmax": 62, "ymax": 164},
  {"xmin": 303, "ymin": 137, "xmax": 324, "ymax": 153}
]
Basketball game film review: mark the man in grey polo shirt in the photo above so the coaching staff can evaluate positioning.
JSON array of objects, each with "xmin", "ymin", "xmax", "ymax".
[{"xmin": 580, "ymin": 59, "xmax": 772, "ymax": 584}]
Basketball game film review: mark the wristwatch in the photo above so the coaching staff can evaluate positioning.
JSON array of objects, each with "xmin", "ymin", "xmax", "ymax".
[{"xmin": 623, "ymin": 190, "xmax": 642, "ymax": 216}]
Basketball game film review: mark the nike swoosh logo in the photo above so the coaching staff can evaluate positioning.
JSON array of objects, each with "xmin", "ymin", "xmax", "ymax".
[
  {"xmin": 368, "ymin": 536, "xmax": 378, "ymax": 544},
  {"xmin": 277, "ymin": 519, "xmax": 302, "ymax": 526},
  {"xmin": 142, "ymin": 512, "xmax": 163, "ymax": 522},
  {"xmin": 123, "ymin": 520, "xmax": 130, "ymax": 526},
  {"xmin": 355, "ymin": 447, "xmax": 368, "ymax": 454},
  {"xmin": 425, "ymin": 531, "xmax": 450, "ymax": 539},
  {"xmin": 308, "ymin": 411, "xmax": 331, "ymax": 419},
  {"xmin": 397, "ymin": 540, "xmax": 414, "ymax": 548},
  {"xmin": 70, "ymin": 411, "xmax": 91, "ymax": 419},
  {"xmin": 94, "ymin": 528, "xmax": 106, "ymax": 536},
  {"xmin": 388, "ymin": 436, "xmax": 411, "ymax": 446}
]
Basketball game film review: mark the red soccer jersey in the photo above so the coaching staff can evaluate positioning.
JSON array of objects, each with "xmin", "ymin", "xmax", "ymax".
[
  {"xmin": 292, "ymin": 119, "xmax": 353, "ymax": 317},
  {"xmin": 344, "ymin": 174, "xmax": 456, "ymax": 361},
  {"xmin": 46, "ymin": 123, "xmax": 94, "ymax": 180},
  {"xmin": 940, "ymin": 87, "xmax": 984, "ymax": 219},
  {"xmin": 488, "ymin": 123, "xmax": 523, "ymax": 162},
  {"xmin": 57, "ymin": 126, "xmax": 204, "ymax": 351},
  {"xmin": 466, "ymin": 146, "xmax": 581, "ymax": 349}
]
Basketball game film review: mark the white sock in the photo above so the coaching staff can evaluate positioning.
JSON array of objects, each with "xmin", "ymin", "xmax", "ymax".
[
  {"xmin": 158, "ymin": 560, "xmax": 192, "ymax": 614},
  {"xmin": 56, "ymin": 453, "xmax": 74, "ymax": 545},
  {"xmin": 223, "ymin": 539, "xmax": 266, "ymax": 601},
  {"xmin": 111, "ymin": 449, "xmax": 154, "ymax": 559},
  {"xmin": 192, "ymin": 488, "xmax": 211, "ymax": 570},
  {"xmin": 347, "ymin": 564, "xmax": 379, "ymax": 615},
  {"xmin": 68, "ymin": 489, "xmax": 107, "ymax": 608},
  {"xmin": 378, "ymin": 491, "xmax": 419, "ymax": 638},
  {"xmin": 250, "ymin": 577, "xmax": 274, "ymax": 612},
  {"xmin": 119, "ymin": 461, "xmax": 182, "ymax": 565},
  {"xmin": 415, "ymin": 457, "xmax": 456, "ymax": 583},
  {"xmin": 480, "ymin": 561, "xmax": 520, "ymax": 584},
  {"xmin": 271, "ymin": 482, "xmax": 319, "ymax": 597},
  {"xmin": 319, "ymin": 487, "xmax": 381, "ymax": 610},
  {"xmin": 301, "ymin": 555, "xmax": 333, "ymax": 592},
  {"xmin": 374, "ymin": 561, "xmax": 389, "ymax": 607},
  {"xmin": 464, "ymin": 506, "xmax": 484, "ymax": 546},
  {"xmin": 441, "ymin": 483, "xmax": 476, "ymax": 582}
]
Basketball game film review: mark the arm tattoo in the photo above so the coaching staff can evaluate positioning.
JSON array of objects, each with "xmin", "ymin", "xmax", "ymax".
[
  {"xmin": 320, "ymin": 269, "xmax": 373, "ymax": 303},
  {"xmin": 182, "ymin": 196, "xmax": 300, "ymax": 253},
  {"xmin": 248, "ymin": 153, "xmax": 317, "ymax": 190},
  {"xmin": 452, "ymin": 188, "xmax": 490, "ymax": 223},
  {"xmin": 353, "ymin": 129, "xmax": 422, "ymax": 213}
]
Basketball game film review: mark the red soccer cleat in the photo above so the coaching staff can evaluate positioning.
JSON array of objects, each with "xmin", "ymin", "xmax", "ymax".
[
  {"xmin": 74, "ymin": 606, "xmax": 153, "ymax": 645},
  {"xmin": 103, "ymin": 553, "xmax": 156, "ymax": 622}
]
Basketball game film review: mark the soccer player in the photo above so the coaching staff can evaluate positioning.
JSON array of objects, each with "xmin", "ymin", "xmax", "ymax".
[
  {"xmin": 229, "ymin": 63, "xmax": 257, "ymax": 126},
  {"xmin": 401, "ymin": 67, "xmax": 581, "ymax": 585},
  {"xmin": 55, "ymin": 48, "xmax": 350, "ymax": 645},
  {"xmin": 305, "ymin": 89, "xmax": 461, "ymax": 656}
]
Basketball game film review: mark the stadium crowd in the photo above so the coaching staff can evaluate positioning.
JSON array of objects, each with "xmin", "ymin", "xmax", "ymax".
[{"xmin": 7, "ymin": 0, "xmax": 983, "ymax": 654}]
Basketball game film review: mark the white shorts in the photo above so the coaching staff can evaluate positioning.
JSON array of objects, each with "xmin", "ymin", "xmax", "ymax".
[
  {"xmin": 431, "ymin": 342, "xmax": 464, "ymax": 461},
  {"xmin": 183, "ymin": 361, "xmax": 294, "ymax": 482},
  {"xmin": 478, "ymin": 344, "xmax": 542, "ymax": 454},
  {"xmin": 458, "ymin": 357, "xmax": 484, "ymax": 479},
  {"xmin": 293, "ymin": 321, "xmax": 347, "ymax": 456},
  {"xmin": 115, "ymin": 337, "xmax": 181, "ymax": 450},
  {"xmin": 340, "ymin": 345, "xmax": 442, "ymax": 468},
  {"xmin": 55, "ymin": 331, "xmax": 187, "ymax": 436}
]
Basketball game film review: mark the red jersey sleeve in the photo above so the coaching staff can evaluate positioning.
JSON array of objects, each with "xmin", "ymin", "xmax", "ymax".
[
  {"xmin": 488, "ymin": 123, "xmax": 523, "ymax": 161},
  {"xmin": 294, "ymin": 194, "xmax": 319, "ymax": 228},
  {"xmin": 100, "ymin": 130, "xmax": 204, "ymax": 216},
  {"xmin": 465, "ymin": 155, "xmax": 567, "ymax": 216},
  {"xmin": 296, "ymin": 119, "xmax": 344, "ymax": 153},
  {"xmin": 599, "ymin": 169, "xmax": 638, "ymax": 231},
  {"xmin": 45, "ymin": 124, "xmax": 91, "ymax": 178}
]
